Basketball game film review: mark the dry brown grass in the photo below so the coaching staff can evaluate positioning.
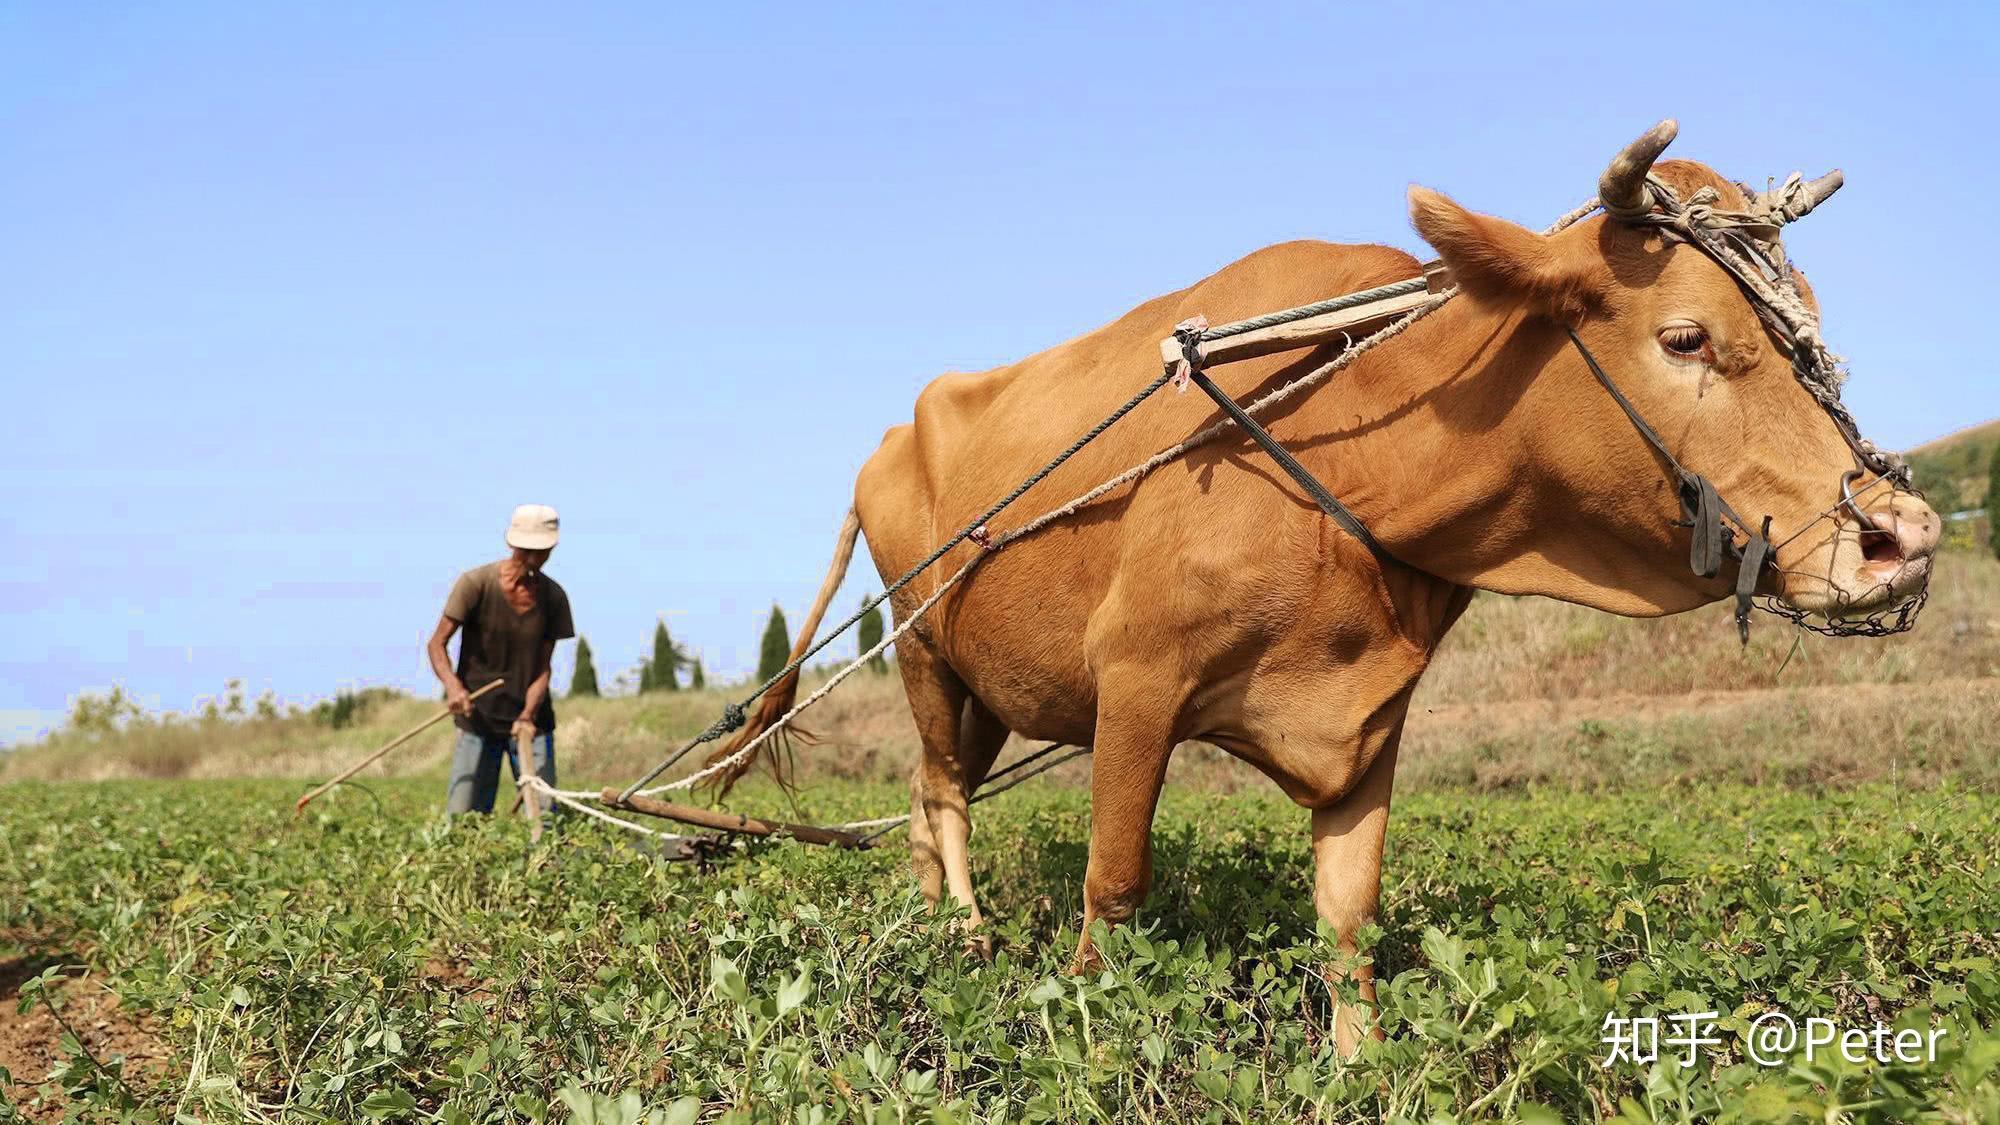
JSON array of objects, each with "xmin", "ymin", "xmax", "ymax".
[
  {"xmin": 1417, "ymin": 553, "xmax": 2000, "ymax": 703},
  {"xmin": 0, "ymin": 672, "xmax": 930, "ymax": 792},
  {"xmin": 6, "ymin": 554, "xmax": 1995, "ymax": 794}
]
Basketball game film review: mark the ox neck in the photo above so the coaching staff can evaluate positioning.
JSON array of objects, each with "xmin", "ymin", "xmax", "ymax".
[{"xmin": 1271, "ymin": 295, "xmax": 1709, "ymax": 615}]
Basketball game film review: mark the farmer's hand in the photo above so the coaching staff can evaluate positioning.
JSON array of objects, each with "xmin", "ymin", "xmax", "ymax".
[
  {"xmin": 511, "ymin": 717, "xmax": 538, "ymax": 747},
  {"xmin": 445, "ymin": 680, "xmax": 472, "ymax": 716}
]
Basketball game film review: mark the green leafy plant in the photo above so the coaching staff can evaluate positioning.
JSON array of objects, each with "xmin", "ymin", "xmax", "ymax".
[{"xmin": 4, "ymin": 778, "xmax": 1996, "ymax": 1121}]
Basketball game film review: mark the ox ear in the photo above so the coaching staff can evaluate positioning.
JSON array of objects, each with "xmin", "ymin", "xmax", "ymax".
[{"xmin": 1408, "ymin": 186, "xmax": 1606, "ymax": 324}]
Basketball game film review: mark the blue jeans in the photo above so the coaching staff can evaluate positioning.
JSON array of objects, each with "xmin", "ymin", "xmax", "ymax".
[{"xmin": 445, "ymin": 729, "xmax": 556, "ymax": 815}]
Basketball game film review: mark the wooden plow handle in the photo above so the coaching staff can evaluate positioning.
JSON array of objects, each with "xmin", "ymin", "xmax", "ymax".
[{"xmin": 293, "ymin": 680, "xmax": 503, "ymax": 815}]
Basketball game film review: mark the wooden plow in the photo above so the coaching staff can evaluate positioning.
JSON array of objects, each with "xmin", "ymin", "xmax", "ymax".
[
  {"xmin": 319, "ymin": 258, "xmax": 1468, "ymax": 850},
  {"xmin": 597, "ymin": 789, "xmax": 872, "ymax": 849}
]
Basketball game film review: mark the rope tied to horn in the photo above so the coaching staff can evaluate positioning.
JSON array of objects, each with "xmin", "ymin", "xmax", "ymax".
[
  {"xmin": 1594, "ymin": 120, "xmax": 1926, "ymax": 638},
  {"xmin": 1602, "ymin": 164, "xmax": 1908, "ymax": 483}
]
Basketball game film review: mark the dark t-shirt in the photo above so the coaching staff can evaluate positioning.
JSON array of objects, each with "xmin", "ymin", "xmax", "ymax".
[{"xmin": 442, "ymin": 561, "xmax": 575, "ymax": 737}]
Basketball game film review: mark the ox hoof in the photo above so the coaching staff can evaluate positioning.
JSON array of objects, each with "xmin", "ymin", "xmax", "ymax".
[
  {"xmin": 1067, "ymin": 941, "xmax": 1104, "ymax": 977},
  {"xmin": 947, "ymin": 916, "xmax": 992, "ymax": 961}
]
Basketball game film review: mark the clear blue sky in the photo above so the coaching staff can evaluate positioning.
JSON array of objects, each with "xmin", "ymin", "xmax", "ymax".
[{"xmin": 4, "ymin": 2, "xmax": 1995, "ymax": 742}]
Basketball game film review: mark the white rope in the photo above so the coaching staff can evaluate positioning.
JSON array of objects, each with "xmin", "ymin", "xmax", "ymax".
[
  {"xmin": 618, "ymin": 304, "xmax": 1443, "ymax": 802},
  {"xmin": 604, "ymin": 197, "xmax": 1603, "ymax": 806},
  {"xmin": 636, "ymin": 553, "xmax": 983, "ymax": 795},
  {"xmin": 522, "ymin": 777, "xmax": 665, "ymax": 838},
  {"xmin": 833, "ymin": 813, "xmax": 912, "ymax": 832}
]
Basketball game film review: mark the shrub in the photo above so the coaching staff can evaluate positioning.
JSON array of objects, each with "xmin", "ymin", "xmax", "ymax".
[
  {"xmin": 857, "ymin": 596, "xmax": 888, "ymax": 673},
  {"xmin": 310, "ymin": 686, "xmax": 402, "ymax": 730},
  {"xmin": 649, "ymin": 621, "xmax": 687, "ymax": 692},
  {"xmin": 64, "ymin": 685, "xmax": 142, "ymax": 737},
  {"xmin": 1989, "ymin": 441, "xmax": 2000, "ymax": 559},
  {"xmin": 570, "ymin": 636, "xmax": 600, "ymax": 697},
  {"xmin": 757, "ymin": 605, "xmax": 791, "ymax": 683}
]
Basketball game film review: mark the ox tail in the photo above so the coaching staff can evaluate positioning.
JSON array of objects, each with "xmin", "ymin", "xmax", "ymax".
[{"xmin": 704, "ymin": 505, "xmax": 864, "ymax": 796}]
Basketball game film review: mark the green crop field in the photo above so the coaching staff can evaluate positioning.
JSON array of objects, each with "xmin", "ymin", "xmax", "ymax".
[
  {"xmin": 8, "ymin": 547, "xmax": 1998, "ymax": 1123},
  {"xmin": 5, "ymin": 776, "xmax": 1997, "ymax": 1124}
]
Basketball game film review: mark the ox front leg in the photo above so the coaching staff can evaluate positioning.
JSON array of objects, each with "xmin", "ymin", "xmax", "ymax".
[
  {"xmin": 908, "ymin": 769, "xmax": 945, "ymax": 905},
  {"xmin": 1073, "ymin": 683, "xmax": 1177, "ymax": 972},
  {"xmin": 1311, "ymin": 734, "xmax": 1400, "ymax": 1057}
]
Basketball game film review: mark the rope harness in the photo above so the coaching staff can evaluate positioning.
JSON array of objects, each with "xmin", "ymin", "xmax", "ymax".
[
  {"xmin": 578, "ymin": 160, "xmax": 1924, "ymax": 843},
  {"xmin": 1597, "ymin": 172, "xmax": 1928, "ymax": 638},
  {"xmin": 1170, "ymin": 171, "xmax": 1928, "ymax": 645},
  {"xmin": 1174, "ymin": 316, "xmax": 1388, "ymax": 562}
]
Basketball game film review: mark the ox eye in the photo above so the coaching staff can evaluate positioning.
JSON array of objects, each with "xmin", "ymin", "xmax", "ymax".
[{"xmin": 1658, "ymin": 324, "xmax": 1711, "ymax": 362}]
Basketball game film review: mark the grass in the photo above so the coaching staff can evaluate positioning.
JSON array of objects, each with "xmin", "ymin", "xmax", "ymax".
[
  {"xmin": 4, "ymin": 778, "xmax": 1996, "ymax": 1123},
  {"xmin": 5, "ymin": 540, "xmax": 1997, "ymax": 1122},
  {"xmin": 1416, "ymin": 553, "xmax": 2000, "ymax": 704}
]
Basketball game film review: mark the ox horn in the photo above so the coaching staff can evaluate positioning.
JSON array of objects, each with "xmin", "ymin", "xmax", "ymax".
[
  {"xmin": 1761, "ymin": 169, "xmax": 1844, "ymax": 224},
  {"xmin": 1599, "ymin": 119, "xmax": 1679, "ymax": 220}
]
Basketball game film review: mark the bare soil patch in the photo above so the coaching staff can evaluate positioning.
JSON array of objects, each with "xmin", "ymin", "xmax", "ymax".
[{"xmin": 0, "ymin": 943, "xmax": 164, "ymax": 1122}]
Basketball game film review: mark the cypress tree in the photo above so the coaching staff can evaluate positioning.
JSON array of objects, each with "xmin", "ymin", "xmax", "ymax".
[
  {"xmin": 651, "ymin": 620, "xmax": 682, "ymax": 691},
  {"xmin": 757, "ymin": 605, "xmax": 792, "ymax": 683},
  {"xmin": 1988, "ymin": 440, "xmax": 2000, "ymax": 560},
  {"xmin": 858, "ymin": 596, "xmax": 888, "ymax": 673},
  {"xmin": 690, "ymin": 656, "xmax": 706, "ymax": 690},
  {"xmin": 570, "ymin": 637, "xmax": 601, "ymax": 697}
]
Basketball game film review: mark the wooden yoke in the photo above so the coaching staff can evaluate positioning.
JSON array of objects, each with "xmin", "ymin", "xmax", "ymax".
[{"xmin": 1158, "ymin": 262, "xmax": 1454, "ymax": 373}]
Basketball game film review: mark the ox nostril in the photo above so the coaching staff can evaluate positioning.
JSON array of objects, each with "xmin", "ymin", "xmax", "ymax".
[
  {"xmin": 1860, "ymin": 527, "xmax": 1901, "ymax": 565},
  {"xmin": 1856, "ymin": 504, "xmax": 1941, "ymax": 567}
]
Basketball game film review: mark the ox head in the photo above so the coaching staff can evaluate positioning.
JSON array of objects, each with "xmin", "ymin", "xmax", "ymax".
[{"xmin": 1404, "ymin": 121, "xmax": 1936, "ymax": 622}]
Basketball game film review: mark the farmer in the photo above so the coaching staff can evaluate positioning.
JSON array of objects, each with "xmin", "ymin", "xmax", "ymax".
[{"xmin": 427, "ymin": 503, "xmax": 575, "ymax": 815}]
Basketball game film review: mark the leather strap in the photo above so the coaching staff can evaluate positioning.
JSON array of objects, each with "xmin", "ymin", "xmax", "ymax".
[
  {"xmin": 1176, "ymin": 326, "xmax": 1388, "ymax": 562},
  {"xmin": 1736, "ymin": 517, "xmax": 1773, "ymax": 643},
  {"xmin": 1564, "ymin": 328, "xmax": 1776, "ymax": 642},
  {"xmin": 1684, "ymin": 475, "xmax": 1725, "ymax": 580},
  {"xmin": 1165, "ymin": 321, "xmax": 1776, "ymax": 642},
  {"xmin": 1184, "ymin": 368, "xmax": 1389, "ymax": 561}
]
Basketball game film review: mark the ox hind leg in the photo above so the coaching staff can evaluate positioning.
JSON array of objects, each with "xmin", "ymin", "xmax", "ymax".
[
  {"xmin": 1310, "ymin": 700, "xmax": 1408, "ymax": 1057},
  {"xmin": 900, "ymin": 636, "xmax": 1009, "ymax": 933}
]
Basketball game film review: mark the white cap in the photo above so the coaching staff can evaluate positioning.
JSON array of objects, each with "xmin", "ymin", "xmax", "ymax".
[{"xmin": 506, "ymin": 504, "xmax": 560, "ymax": 550}]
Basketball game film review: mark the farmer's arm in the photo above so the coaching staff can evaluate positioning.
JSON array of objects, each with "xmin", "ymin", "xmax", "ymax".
[
  {"xmin": 515, "ymin": 582, "xmax": 573, "ymax": 738},
  {"xmin": 432, "ymin": 572, "xmax": 480, "ymax": 717},
  {"xmin": 427, "ymin": 616, "xmax": 472, "ymax": 716},
  {"xmin": 512, "ymin": 638, "xmax": 557, "ymax": 740},
  {"xmin": 519, "ymin": 638, "xmax": 556, "ymax": 723}
]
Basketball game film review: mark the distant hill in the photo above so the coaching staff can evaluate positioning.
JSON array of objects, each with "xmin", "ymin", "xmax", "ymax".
[{"xmin": 1906, "ymin": 418, "xmax": 1998, "ymax": 516}]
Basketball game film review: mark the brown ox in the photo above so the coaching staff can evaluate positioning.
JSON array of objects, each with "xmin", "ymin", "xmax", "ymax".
[{"xmin": 724, "ymin": 125, "xmax": 1938, "ymax": 1048}]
